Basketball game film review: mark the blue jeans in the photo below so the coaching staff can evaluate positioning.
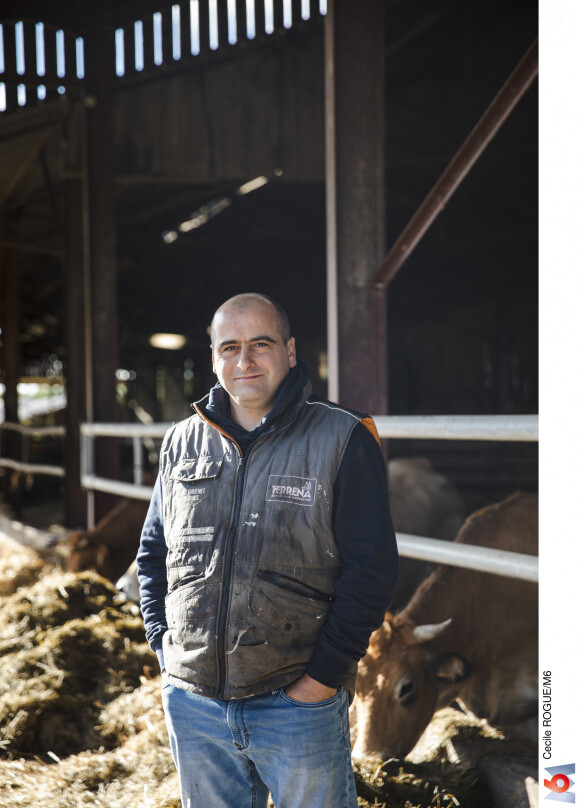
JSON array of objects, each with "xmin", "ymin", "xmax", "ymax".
[{"xmin": 162, "ymin": 680, "xmax": 358, "ymax": 808}]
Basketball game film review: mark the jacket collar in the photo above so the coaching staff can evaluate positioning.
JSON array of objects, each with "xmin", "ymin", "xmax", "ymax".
[{"xmin": 193, "ymin": 359, "xmax": 311, "ymax": 446}]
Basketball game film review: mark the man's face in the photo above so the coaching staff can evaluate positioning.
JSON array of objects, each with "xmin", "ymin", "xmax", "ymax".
[{"xmin": 211, "ymin": 301, "xmax": 297, "ymax": 422}]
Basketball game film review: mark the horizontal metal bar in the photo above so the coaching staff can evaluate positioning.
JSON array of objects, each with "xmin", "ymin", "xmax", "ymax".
[
  {"xmin": 80, "ymin": 422, "xmax": 172, "ymax": 438},
  {"xmin": 373, "ymin": 414, "xmax": 538, "ymax": 442},
  {"xmin": 1, "ymin": 421, "xmax": 66, "ymax": 437},
  {"xmin": 396, "ymin": 533, "xmax": 538, "ymax": 582},
  {"xmin": 80, "ymin": 470, "xmax": 538, "ymax": 583},
  {"xmin": 80, "ymin": 415, "xmax": 538, "ymax": 443},
  {"xmin": 0, "ymin": 458, "xmax": 66, "ymax": 477},
  {"xmin": 81, "ymin": 474, "xmax": 154, "ymax": 501}
]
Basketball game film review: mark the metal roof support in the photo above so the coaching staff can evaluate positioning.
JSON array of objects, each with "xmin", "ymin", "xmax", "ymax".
[
  {"xmin": 325, "ymin": 0, "xmax": 388, "ymax": 414},
  {"xmin": 372, "ymin": 38, "xmax": 538, "ymax": 288}
]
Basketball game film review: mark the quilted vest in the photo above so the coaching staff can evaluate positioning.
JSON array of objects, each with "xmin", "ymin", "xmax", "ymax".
[{"xmin": 160, "ymin": 388, "xmax": 368, "ymax": 700}]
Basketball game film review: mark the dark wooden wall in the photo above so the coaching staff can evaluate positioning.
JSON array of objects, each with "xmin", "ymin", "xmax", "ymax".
[{"xmin": 112, "ymin": 25, "xmax": 325, "ymax": 184}]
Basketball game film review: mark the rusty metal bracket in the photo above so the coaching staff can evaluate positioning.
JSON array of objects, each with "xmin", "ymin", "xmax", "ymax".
[{"xmin": 372, "ymin": 38, "xmax": 538, "ymax": 289}]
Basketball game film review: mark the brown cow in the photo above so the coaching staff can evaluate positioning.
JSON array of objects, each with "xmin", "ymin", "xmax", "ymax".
[
  {"xmin": 65, "ymin": 498, "xmax": 150, "ymax": 582},
  {"xmin": 352, "ymin": 492, "xmax": 538, "ymax": 760},
  {"xmin": 387, "ymin": 457, "xmax": 465, "ymax": 609}
]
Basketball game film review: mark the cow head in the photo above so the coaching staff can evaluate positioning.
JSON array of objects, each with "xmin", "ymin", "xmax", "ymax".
[
  {"xmin": 352, "ymin": 614, "xmax": 470, "ymax": 760},
  {"xmin": 65, "ymin": 532, "xmax": 113, "ymax": 579}
]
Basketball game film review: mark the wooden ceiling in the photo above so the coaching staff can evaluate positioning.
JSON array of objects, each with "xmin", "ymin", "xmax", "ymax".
[{"xmin": 1, "ymin": 0, "xmax": 538, "ymax": 414}]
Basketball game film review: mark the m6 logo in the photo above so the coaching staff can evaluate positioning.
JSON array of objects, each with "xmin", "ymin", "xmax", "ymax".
[{"xmin": 545, "ymin": 765, "xmax": 575, "ymax": 803}]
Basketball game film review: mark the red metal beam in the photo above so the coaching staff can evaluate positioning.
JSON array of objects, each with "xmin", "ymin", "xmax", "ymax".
[{"xmin": 372, "ymin": 38, "xmax": 538, "ymax": 289}]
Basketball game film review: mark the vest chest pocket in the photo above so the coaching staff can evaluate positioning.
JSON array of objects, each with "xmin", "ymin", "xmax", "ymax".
[{"xmin": 167, "ymin": 456, "xmax": 223, "ymax": 539}]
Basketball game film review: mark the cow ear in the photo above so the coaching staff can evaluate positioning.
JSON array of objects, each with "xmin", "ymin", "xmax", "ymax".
[{"xmin": 433, "ymin": 652, "xmax": 471, "ymax": 684}]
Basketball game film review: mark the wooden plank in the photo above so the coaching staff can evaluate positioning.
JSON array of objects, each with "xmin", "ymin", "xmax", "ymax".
[
  {"xmin": 142, "ymin": 13, "xmax": 156, "ymax": 71},
  {"xmin": 42, "ymin": 22, "xmax": 59, "ymax": 95},
  {"xmin": 235, "ymin": 0, "xmax": 248, "ymax": 43},
  {"xmin": 216, "ymin": 0, "xmax": 230, "ymax": 48},
  {"xmin": 290, "ymin": 0, "xmax": 303, "ymax": 27},
  {"xmin": 63, "ymin": 30, "xmax": 78, "ymax": 84},
  {"xmin": 272, "ymin": 0, "xmax": 285, "ymax": 32},
  {"xmin": 124, "ymin": 22, "xmax": 137, "ymax": 76},
  {"xmin": 3, "ymin": 21, "xmax": 18, "ymax": 76},
  {"xmin": 22, "ymin": 20, "xmax": 37, "ymax": 85},
  {"xmin": 161, "ymin": 6, "xmax": 174, "ymax": 65},
  {"xmin": 1, "ymin": 22, "xmax": 19, "ymax": 112},
  {"xmin": 198, "ymin": 0, "xmax": 211, "ymax": 54},
  {"xmin": 254, "ymin": 0, "xmax": 266, "ymax": 38},
  {"xmin": 179, "ymin": 0, "xmax": 192, "ymax": 58}
]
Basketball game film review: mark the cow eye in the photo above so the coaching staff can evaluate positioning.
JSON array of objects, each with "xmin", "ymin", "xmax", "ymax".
[{"xmin": 396, "ymin": 676, "xmax": 416, "ymax": 705}]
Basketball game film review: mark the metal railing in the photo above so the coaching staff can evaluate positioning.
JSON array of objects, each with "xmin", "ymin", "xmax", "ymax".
[
  {"xmin": 80, "ymin": 422, "xmax": 169, "ymax": 501},
  {"xmin": 80, "ymin": 414, "xmax": 539, "ymax": 582},
  {"xmin": 373, "ymin": 414, "xmax": 538, "ymax": 442},
  {"xmin": 0, "ymin": 421, "xmax": 66, "ymax": 478}
]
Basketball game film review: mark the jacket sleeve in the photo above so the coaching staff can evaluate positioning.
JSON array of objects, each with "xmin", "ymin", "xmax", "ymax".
[
  {"xmin": 136, "ymin": 474, "xmax": 168, "ymax": 671},
  {"xmin": 305, "ymin": 422, "xmax": 399, "ymax": 688}
]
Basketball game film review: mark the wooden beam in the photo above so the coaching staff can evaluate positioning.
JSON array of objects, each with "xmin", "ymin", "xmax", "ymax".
[
  {"xmin": 0, "ymin": 126, "xmax": 56, "ymax": 208},
  {"xmin": 85, "ymin": 0, "xmax": 120, "ymax": 520},
  {"xmin": 324, "ymin": 0, "xmax": 387, "ymax": 414},
  {"xmin": 63, "ymin": 171, "xmax": 87, "ymax": 526},
  {"xmin": 372, "ymin": 39, "xmax": 539, "ymax": 288},
  {"xmin": 0, "ymin": 235, "xmax": 21, "ymax": 506}
]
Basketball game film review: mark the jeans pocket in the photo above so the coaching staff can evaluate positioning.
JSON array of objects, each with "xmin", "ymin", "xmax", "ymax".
[{"xmin": 279, "ymin": 685, "xmax": 342, "ymax": 708}]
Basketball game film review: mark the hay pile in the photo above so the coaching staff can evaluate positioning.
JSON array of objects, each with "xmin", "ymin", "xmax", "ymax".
[
  {"xmin": 0, "ymin": 570, "xmax": 158, "ymax": 760},
  {"xmin": 0, "ymin": 567, "xmax": 182, "ymax": 807},
  {"xmin": 354, "ymin": 749, "xmax": 491, "ymax": 808},
  {"xmin": 0, "ymin": 533, "xmax": 46, "ymax": 595},
  {"xmin": 0, "ymin": 558, "xmax": 532, "ymax": 807}
]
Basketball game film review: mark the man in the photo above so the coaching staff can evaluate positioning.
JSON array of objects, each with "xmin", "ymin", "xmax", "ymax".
[{"xmin": 137, "ymin": 293, "xmax": 398, "ymax": 808}]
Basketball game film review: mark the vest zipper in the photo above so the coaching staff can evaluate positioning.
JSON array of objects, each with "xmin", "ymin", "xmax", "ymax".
[
  {"xmin": 216, "ymin": 451, "xmax": 246, "ymax": 699},
  {"xmin": 215, "ymin": 417, "xmax": 298, "ymax": 699}
]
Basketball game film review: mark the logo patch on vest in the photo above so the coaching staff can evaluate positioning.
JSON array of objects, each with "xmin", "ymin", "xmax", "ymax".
[{"xmin": 266, "ymin": 475, "xmax": 317, "ymax": 506}]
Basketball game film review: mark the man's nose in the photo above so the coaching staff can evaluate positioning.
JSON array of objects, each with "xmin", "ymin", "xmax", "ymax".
[{"xmin": 237, "ymin": 346, "xmax": 254, "ymax": 369}]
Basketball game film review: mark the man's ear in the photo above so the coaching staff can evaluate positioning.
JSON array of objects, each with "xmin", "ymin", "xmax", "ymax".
[
  {"xmin": 287, "ymin": 337, "xmax": 297, "ymax": 368},
  {"xmin": 211, "ymin": 346, "xmax": 217, "ymax": 374}
]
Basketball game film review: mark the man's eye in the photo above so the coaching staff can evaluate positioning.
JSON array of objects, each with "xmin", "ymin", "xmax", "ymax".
[{"xmin": 222, "ymin": 345, "xmax": 238, "ymax": 353}]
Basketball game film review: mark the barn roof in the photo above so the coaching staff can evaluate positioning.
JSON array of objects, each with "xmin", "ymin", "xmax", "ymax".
[{"xmin": 0, "ymin": 0, "xmax": 538, "ymax": 522}]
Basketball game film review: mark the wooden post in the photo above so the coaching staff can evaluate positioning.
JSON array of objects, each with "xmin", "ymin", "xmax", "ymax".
[
  {"xmin": 324, "ymin": 0, "xmax": 388, "ymax": 415},
  {"xmin": 0, "ymin": 238, "xmax": 22, "ymax": 510},
  {"xmin": 63, "ymin": 103, "xmax": 88, "ymax": 527},
  {"xmin": 85, "ymin": 0, "xmax": 120, "ymax": 520}
]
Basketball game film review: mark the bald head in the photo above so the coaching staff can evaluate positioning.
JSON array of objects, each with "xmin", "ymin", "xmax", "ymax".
[
  {"xmin": 210, "ymin": 293, "xmax": 297, "ymax": 429},
  {"xmin": 210, "ymin": 294, "xmax": 292, "ymax": 345}
]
